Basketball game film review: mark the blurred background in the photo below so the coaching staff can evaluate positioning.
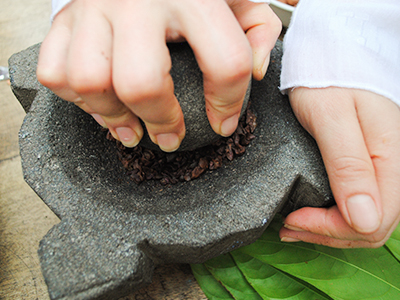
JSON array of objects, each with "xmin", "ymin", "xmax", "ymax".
[{"xmin": 0, "ymin": 1, "xmax": 56, "ymax": 299}]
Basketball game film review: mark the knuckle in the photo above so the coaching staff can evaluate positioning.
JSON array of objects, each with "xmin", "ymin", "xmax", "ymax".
[
  {"xmin": 163, "ymin": 106, "xmax": 183, "ymax": 126},
  {"xmin": 147, "ymin": 110, "xmax": 183, "ymax": 131},
  {"xmin": 330, "ymin": 156, "xmax": 374, "ymax": 182},
  {"xmin": 268, "ymin": 11, "xmax": 283, "ymax": 36},
  {"xmin": 256, "ymin": 5, "xmax": 282, "ymax": 40},
  {"xmin": 115, "ymin": 70, "xmax": 168, "ymax": 105},
  {"xmin": 36, "ymin": 64, "xmax": 65, "ymax": 90},
  {"xmin": 67, "ymin": 69, "xmax": 111, "ymax": 95},
  {"xmin": 218, "ymin": 47, "xmax": 252, "ymax": 83},
  {"xmin": 273, "ymin": 13, "xmax": 283, "ymax": 28},
  {"xmin": 207, "ymin": 98, "xmax": 243, "ymax": 118},
  {"xmin": 362, "ymin": 231, "xmax": 388, "ymax": 246}
]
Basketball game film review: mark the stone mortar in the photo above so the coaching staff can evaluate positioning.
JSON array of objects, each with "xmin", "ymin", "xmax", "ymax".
[{"xmin": 10, "ymin": 41, "xmax": 333, "ymax": 300}]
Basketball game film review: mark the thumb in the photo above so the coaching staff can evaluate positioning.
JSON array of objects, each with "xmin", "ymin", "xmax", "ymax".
[{"xmin": 289, "ymin": 87, "xmax": 382, "ymax": 234}]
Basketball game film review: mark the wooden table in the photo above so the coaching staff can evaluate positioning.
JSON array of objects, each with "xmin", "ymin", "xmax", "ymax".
[{"xmin": 0, "ymin": 1, "xmax": 206, "ymax": 298}]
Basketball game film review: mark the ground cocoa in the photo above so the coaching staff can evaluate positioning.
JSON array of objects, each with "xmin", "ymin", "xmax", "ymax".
[{"xmin": 107, "ymin": 104, "xmax": 256, "ymax": 185}]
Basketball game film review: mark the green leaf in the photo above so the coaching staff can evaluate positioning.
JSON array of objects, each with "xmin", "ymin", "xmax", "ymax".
[
  {"xmin": 385, "ymin": 223, "xmax": 400, "ymax": 262},
  {"xmin": 191, "ymin": 263, "xmax": 234, "ymax": 300},
  {"xmin": 239, "ymin": 225, "xmax": 400, "ymax": 300},
  {"xmin": 230, "ymin": 250, "xmax": 332, "ymax": 300},
  {"xmin": 193, "ymin": 217, "xmax": 400, "ymax": 300},
  {"xmin": 204, "ymin": 253, "xmax": 262, "ymax": 300}
]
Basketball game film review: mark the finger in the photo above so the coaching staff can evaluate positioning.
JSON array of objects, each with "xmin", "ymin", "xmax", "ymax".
[
  {"xmin": 281, "ymin": 206, "xmax": 384, "ymax": 245},
  {"xmin": 37, "ymin": 11, "xmax": 105, "ymax": 125},
  {"xmin": 66, "ymin": 6, "xmax": 143, "ymax": 147},
  {"xmin": 111, "ymin": 2, "xmax": 185, "ymax": 152},
  {"xmin": 283, "ymin": 90, "xmax": 400, "ymax": 247},
  {"xmin": 37, "ymin": 9, "xmax": 101, "ymax": 121},
  {"xmin": 178, "ymin": 0, "xmax": 253, "ymax": 137},
  {"xmin": 37, "ymin": 10, "xmax": 81, "ymax": 102},
  {"xmin": 290, "ymin": 87, "xmax": 382, "ymax": 234},
  {"xmin": 355, "ymin": 92, "xmax": 400, "ymax": 235},
  {"xmin": 279, "ymin": 225, "xmax": 384, "ymax": 249},
  {"xmin": 230, "ymin": 1, "xmax": 282, "ymax": 80},
  {"xmin": 280, "ymin": 205, "xmax": 400, "ymax": 248}
]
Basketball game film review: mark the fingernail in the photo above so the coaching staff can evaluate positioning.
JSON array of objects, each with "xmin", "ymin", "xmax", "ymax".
[
  {"xmin": 73, "ymin": 96, "xmax": 83, "ymax": 103},
  {"xmin": 115, "ymin": 127, "xmax": 140, "ymax": 148},
  {"xmin": 284, "ymin": 224, "xmax": 305, "ymax": 232},
  {"xmin": 156, "ymin": 133, "xmax": 180, "ymax": 152},
  {"xmin": 253, "ymin": 51, "xmax": 270, "ymax": 80},
  {"xmin": 220, "ymin": 114, "xmax": 239, "ymax": 137},
  {"xmin": 91, "ymin": 114, "xmax": 107, "ymax": 128},
  {"xmin": 110, "ymin": 130, "xmax": 119, "ymax": 140},
  {"xmin": 347, "ymin": 194, "xmax": 380, "ymax": 233},
  {"xmin": 260, "ymin": 53, "xmax": 270, "ymax": 79},
  {"xmin": 281, "ymin": 237, "xmax": 301, "ymax": 243}
]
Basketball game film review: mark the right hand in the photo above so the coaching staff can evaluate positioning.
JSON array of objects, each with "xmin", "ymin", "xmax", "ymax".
[
  {"xmin": 280, "ymin": 87, "xmax": 400, "ymax": 248},
  {"xmin": 36, "ymin": 0, "xmax": 281, "ymax": 152}
]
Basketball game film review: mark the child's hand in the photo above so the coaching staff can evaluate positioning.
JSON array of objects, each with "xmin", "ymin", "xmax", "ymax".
[
  {"xmin": 37, "ymin": 0, "xmax": 281, "ymax": 152},
  {"xmin": 280, "ymin": 87, "xmax": 400, "ymax": 248}
]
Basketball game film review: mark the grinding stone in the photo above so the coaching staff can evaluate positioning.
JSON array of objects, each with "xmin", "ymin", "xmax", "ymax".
[
  {"xmin": 10, "ymin": 41, "xmax": 333, "ymax": 300},
  {"xmin": 139, "ymin": 42, "xmax": 251, "ymax": 151}
]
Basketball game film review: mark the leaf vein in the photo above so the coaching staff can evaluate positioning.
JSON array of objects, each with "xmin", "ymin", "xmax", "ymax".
[{"xmin": 256, "ymin": 240, "xmax": 400, "ymax": 292}]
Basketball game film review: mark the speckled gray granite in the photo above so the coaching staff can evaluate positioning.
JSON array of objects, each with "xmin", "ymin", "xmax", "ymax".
[
  {"xmin": 10, "ymin": 41, "xmax": 333, "ymax": 300},
  {"xmin": 139, "ymin": 43, "xmax": 251, "ymax": 151}
]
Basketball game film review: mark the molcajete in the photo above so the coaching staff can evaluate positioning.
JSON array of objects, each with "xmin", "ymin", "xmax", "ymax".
[{"xmin": 10, "ymin": 41, "xmax": 333, "ymax": 300}]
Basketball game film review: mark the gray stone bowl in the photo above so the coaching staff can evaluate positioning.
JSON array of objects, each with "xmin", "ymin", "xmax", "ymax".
[{"xmin": 10, "ymin": 41, "xmax": 333, "ymax": 300}]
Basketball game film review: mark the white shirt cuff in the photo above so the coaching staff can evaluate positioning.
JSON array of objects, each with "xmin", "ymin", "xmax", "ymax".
[
  {"xmin": 51, "ymin": 0, "xmax": 72, "ymax": 21},
  {"xmin": 280, "ymin": 0, "xmax": 400, "ymax": 107},
  {"xmin": 52, "ymin": 0, "xmax": 271, "ymax": 21},
  {"xmin": 249, "ymin": 0, "xmax": 271, "ymax": 3}
]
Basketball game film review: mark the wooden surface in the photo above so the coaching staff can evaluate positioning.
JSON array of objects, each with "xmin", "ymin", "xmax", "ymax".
[{"xmin": 0, "ymin": 1, "xmax": 206, "ymax": 299}]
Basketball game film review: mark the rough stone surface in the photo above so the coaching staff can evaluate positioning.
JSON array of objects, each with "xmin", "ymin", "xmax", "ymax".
[
  {"xmin": 141, "ymin": 43, "xmax": 251, "ymax": 151},
  {"xmin": 10, "ymin": 42, "xmax": 333, "ymax": 300}
]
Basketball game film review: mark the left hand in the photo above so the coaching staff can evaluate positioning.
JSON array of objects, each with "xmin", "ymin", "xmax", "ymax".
[
  {"xmin": 280, "ymin": 87, "xmax": 400, "ymax": 248},
  {"xmin": 37, "ymin": 0, "xmax": 281, "ymax": 152}
]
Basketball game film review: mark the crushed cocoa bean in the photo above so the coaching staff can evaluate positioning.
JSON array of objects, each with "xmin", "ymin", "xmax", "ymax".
[{"xmin": 106, "ymin": 104, "xmax": 256, "ymax": 185}]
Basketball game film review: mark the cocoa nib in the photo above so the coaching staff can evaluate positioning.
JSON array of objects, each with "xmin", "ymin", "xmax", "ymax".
[{"xmin": 108, "ymin": 104, "xmax": 257, "ymax": 185}]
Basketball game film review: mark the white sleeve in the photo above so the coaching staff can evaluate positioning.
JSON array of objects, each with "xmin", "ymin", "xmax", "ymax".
[
  {"xmin": 51, "ymin": 0, "xmax": 72, "ymax": 21},
  {"xmin": 52, "ymin": 0, "xmax": 270, "ymax": 21},
  {"xmin": 280, "ymin": 0, "xmax": 400, "ymax": 107}
]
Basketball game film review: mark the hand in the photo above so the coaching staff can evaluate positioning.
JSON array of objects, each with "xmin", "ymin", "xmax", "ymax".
[
  {"xmin": 36, "ymin": 0, "xmax": 281, "ymax": 152},
  {"xmin": 280, "ymin": 87, "xmax": 400, "ymax": 248}
]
